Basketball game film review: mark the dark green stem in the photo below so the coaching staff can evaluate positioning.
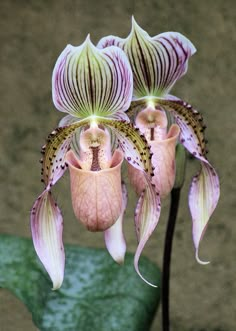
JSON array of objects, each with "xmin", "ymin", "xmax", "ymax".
[{"xmin": 161, "ymin": 187, "xmax": 181, "ymax": 331}]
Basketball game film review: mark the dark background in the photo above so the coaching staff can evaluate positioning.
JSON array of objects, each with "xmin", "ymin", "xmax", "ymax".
[{"xmin": 0, "ymin": 0, "xmax": 235, "ymax": 330}]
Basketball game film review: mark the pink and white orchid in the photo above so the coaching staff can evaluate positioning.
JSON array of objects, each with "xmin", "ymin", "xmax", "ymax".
[
  {"xmin": 98, "ymin": 18, "xmax": 220, "ymax": 265},
  {"xmin": 31, "ymin": 19, "xmax": 220, "ymax": 290},
  {"xmin": 31, "ymin": 36, "xmax": 160, "ymax": 289}
]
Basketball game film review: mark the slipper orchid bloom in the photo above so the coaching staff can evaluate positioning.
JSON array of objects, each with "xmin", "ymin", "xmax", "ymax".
[
  {"xmin": 98, "ymin": 18, "xmax": 220, "ymax": 264},
  {"xmin": 31, "ymin": 36, "xmax": 160, "ymax": 289}
]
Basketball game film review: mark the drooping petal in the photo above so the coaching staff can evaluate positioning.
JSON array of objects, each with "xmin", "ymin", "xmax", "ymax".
[
  {"xmin": 189, "ymin": 162, "xmax": 220, "ymax": 264},
  {"xmin": 97, "ymin": 17, "xmax": 196, "ymax": 98},
  {"xmin": 41, "ymin": 119, "xmax": 89, "ymax": 188},
  {"xmin": 134, "ymin": 179, "xmax": 161, "ymax": 287},
  {"xmin": 156, "ymin": 95, "xmax": 208, "ymax": 157},
  {"xmin": 148, "ymin": 95, "xmax": 220, "ymax": 261},
  {"xmin": 33, "ymin": 120, "xmax": 92, "ymax": 289},
  {"xmin": 52, "ymin": 36, "xmax": 133, "ymax": 118},
  {"xmin": 104, "ymin": 183, "xmax": 128, "ymax": 264},
  {"xmin": 30, "ymin": 190, "xmax": 64, "ymax": 290},
  {"xmin": 66, "ymin": 149, "xmax": 124, "ymax": 231}
]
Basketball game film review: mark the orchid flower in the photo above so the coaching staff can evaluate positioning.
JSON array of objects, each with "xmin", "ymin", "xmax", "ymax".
[
  {"xmin": 98, "ymin": 18, "xmax": 220, "ymax": 264},
  {"xmin": 31, "ymin": 36, "xmax": 160, "ymax": 289}
]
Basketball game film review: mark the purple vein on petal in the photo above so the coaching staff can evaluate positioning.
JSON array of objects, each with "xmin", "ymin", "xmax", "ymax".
[
  {"xmin": 151, "ymin": 96, "xmax": 220, "ymax": 263},
  {"xmin": 97, "ymin": 17, "xmax": 196, "ymax": 98},
  {"xmin": 52, "ymin": 37, "xmax": 133, "ymax": 118},
  {"xmin": 30, "ymin": 190, "xmax": 64, "ymax": 290},
  {"xmin": 100, "ymin": 118, "xmax": 153, "ymax": 175},
  {"xmin": 189, "ymin": 161, "xmax": 220, "ymax": 264},
  {"xmin": 134, "ymin": 177, "xmax": 161, "ymax": 287}
]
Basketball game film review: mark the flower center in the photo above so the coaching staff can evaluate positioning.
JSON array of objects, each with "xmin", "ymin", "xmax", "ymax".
[
  {"xmin": 90, "ymin": 146, "xmax": 101, "ymax": 171},
  {"xmin": 79, "ymin": 123, "xmax": 112, "ymax": 171},
  {"xmin": 135, "ymin": 106, "xmax": 168, "ymax": 142}
]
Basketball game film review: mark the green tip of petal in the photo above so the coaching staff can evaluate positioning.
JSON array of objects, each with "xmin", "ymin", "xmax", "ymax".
[
  {"xmin": 131, "ymin": 15, "xmax": 138, "ymax": 29},
  {"xmin": 131, "ymin": 16, "xmax": 142, "ymax": 32},
  {"xmin": 128, "ymin": 16, "xmax": 149, "ymax": 41},
  {"xmin": 195, "ymin": 249, "xmax": 210, "ymax": 265},
  {"xmin": 53, "ymin": 37, "xmax": 133, "ymax": 118},
  {"xmin": 81, "ymin": 34, "xmax": 96, "ymax": 53},
  {"xmin": 52, "ymin": 279, "xmax": 63, "ymax": 291}
]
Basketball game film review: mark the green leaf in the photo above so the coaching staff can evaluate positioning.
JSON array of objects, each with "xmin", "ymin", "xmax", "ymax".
[{"xmin": 0, "ymin": 234, "xmax": 160, "ymax": 331}]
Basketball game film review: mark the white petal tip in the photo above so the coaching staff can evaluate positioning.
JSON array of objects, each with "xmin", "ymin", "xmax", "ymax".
[
  {"xmin": 130, "ymin": 16, "xmax": 145, "ymax": 35},
  {"xmin": 105, "ymin": 233, "xmax": 126, "ymax": 265},
  {"xmin": 134, "ymin": 259, "xmax": 158, "ymax": 288},
  {"xmin": 131, "ymin": 16, "xmax": 136, "ymax": 24},
  {"xmin": 52, "ymin": 281, "xmax": 63, "ymax": 291},
  {"xmin": 138, "ymin": 272, "xmax": 158, "ymax": 288},
  {"xmin": 51, "ymin": 275, "xmax": 64, "ymax": 290},
  {"xmin": 108, "ymin": 251, "xmax": 126, "ymax": 265},
  {"xmin": 195, "ymin": 250, "xmax": 210, "ymax": 265},
  {"xmin": 86, "ymin": 34, "xmax": 91, "ymax": 42}
]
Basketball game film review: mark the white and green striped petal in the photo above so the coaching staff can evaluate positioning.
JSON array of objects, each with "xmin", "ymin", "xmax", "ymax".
[
  {"xmin": 189, "ymin": 161, "xmax": 219, "ymax": 264},
  {"xmin": 97, "ymin": 17, "xmax": 196, "ymax": 98},
  {"xmin": 52, "ymin": 36, "xmax": 133, "ymax": 118},
  {"xmin": 134, "ymin": 179, "xmax": 161, "ymax": 287},
  {"xmin": 31, "ymin": 190, "xmax": 64, "ymax": 290}
]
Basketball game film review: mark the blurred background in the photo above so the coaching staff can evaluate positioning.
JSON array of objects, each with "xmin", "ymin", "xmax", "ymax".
[{"xmin": 0, "ymin": 0, "xmax": 235, "ymax": 330}]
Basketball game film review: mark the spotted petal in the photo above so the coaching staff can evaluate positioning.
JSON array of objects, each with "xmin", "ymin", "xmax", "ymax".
[
  {"xmin": 134, "ymin": 180, "xmax": 161, "ymax": 287},
  {"xmin": 97, "ymin": 17, "xmax": 196, "ymax": 98},
  {"xmin": 31, "ymin": 190, "xmax": 64, "ymax": 290},
  {"xmin": 189, "ymin": 162, "xmax": 219, "ymax": 264},
  {"xmin": 101, "ymin": 118, "xmax": 153, "ymax": 175},
  {"xmin": 33, "ymin": 119, "xmax": 90, "ymax": 289},
  {"xmin": 52, "ymin": 36, "xmax": 133, "ymax": 118},
  {"xmin": 41, "ymin": 119, "xmax": 89, "ymax": 188},
  {"xmin": 146, "ymin": 95, "xmax": 220, "ymax": 262}
]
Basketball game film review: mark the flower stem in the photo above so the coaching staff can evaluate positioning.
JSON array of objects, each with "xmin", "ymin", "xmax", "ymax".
[{"xmin": 161, "ymin": 187, "xmax": 181, "ymax": 331}]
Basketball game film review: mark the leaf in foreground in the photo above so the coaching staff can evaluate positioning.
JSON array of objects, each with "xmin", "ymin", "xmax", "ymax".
[{"xmin": 0, "ymin": 234, "xmax": 160, "ymax": 331}]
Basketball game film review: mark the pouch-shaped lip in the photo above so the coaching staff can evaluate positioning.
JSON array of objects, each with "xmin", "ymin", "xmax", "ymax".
[
  {"xmin": 128, "ymin": 124, "xmax": 180, "ymax": 198},
  {"xmin": 66, "ymin": 149, "xmax": 124, "ymax": 231}
]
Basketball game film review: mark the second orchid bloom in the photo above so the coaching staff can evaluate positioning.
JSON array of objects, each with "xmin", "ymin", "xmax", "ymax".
[{"xmin": 31, "ymin": 18, "xmax": 220, "ymax": 289}]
